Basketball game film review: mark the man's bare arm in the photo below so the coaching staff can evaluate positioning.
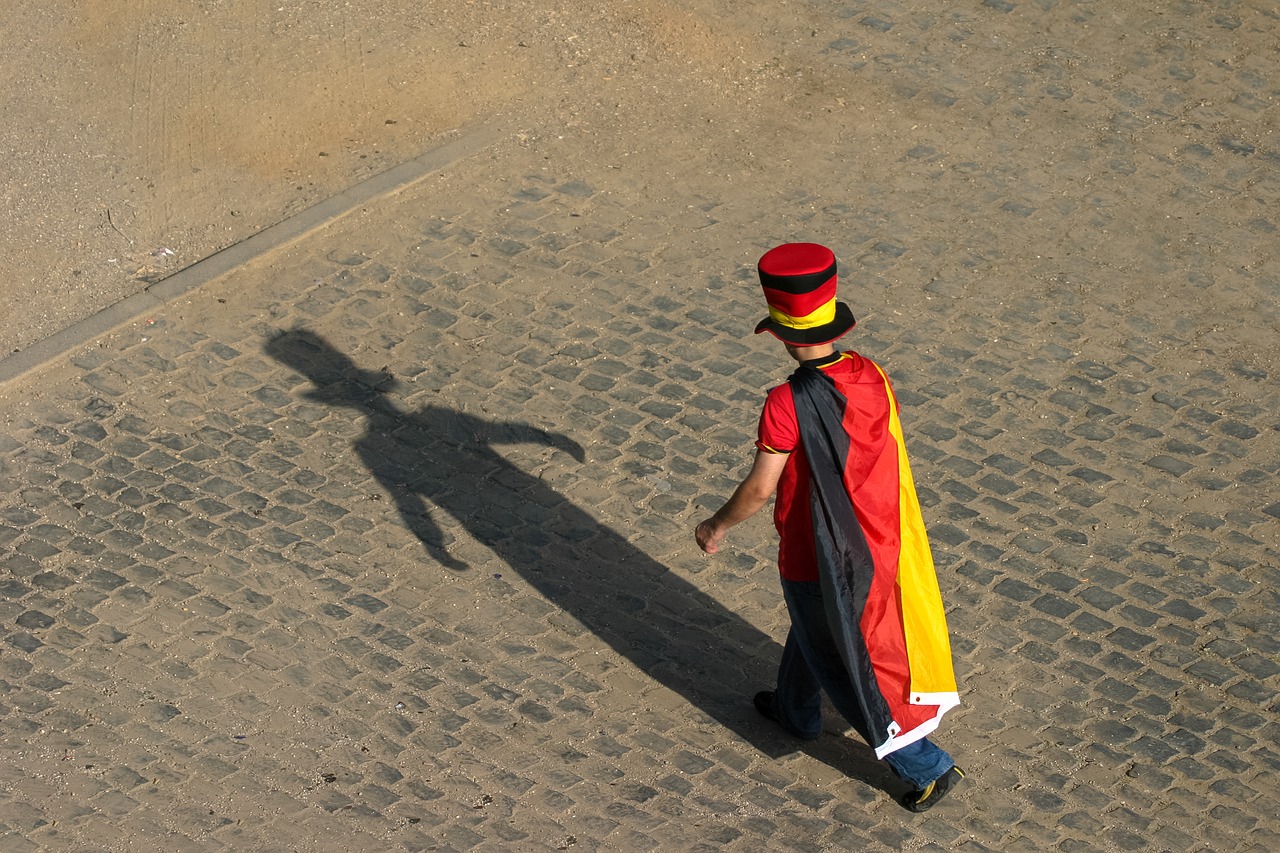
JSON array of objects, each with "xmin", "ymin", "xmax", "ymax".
[{"xmin": 695, "ymin": 450, "xmax": 789, "ymax": 554}]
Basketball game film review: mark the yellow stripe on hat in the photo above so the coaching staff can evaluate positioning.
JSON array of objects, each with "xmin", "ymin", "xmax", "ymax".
[{"xmin": 768, "ymin": 296, "xmax": 838, "ymax": 330}]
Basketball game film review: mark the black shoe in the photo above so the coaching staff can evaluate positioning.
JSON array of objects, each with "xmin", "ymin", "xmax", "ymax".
[
  {"xmin": 902, "ymin": 766, "xmax": 965, "ymax": 812},
  {"xmin": 754, "ymin": 690, "xmax": 779, "ymax": 723}
]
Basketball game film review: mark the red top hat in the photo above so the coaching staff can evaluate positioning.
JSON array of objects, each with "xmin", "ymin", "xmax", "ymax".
[{"xmin": 754, "ymin": 242, "xmax": 856, "ymax": 346}]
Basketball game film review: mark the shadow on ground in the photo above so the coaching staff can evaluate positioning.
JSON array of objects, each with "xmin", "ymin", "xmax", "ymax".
[{"xmin": 265, "ymin": 327, "xmax": 900, "ymax": 797}]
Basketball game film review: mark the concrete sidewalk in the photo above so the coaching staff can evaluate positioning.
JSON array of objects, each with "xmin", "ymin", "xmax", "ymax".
[{"xmin": 2, "ymin": 2, "xmax": 1277, "ymax": 851}]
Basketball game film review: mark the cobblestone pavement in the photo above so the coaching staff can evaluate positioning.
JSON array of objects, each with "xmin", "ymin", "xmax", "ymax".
[{"xmin": 2, "ymin": 2, "xmax": 1277, "ymax": 851}]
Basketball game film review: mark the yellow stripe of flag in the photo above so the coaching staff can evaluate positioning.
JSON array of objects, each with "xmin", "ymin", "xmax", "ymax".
[{"xmin": 878, "ymin": 367, "xmax": 960, "ymax": 704}]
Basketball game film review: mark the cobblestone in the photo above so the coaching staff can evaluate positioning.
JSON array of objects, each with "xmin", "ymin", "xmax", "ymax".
[{"xmin": 3, "ymin": 0, "xmax": 1279, "ymax": 850}]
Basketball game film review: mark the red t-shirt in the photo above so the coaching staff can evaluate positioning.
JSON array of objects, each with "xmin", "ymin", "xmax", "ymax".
[{"xmin": 756, "ymin": 350, "xmax": 894, "ymax": 581}]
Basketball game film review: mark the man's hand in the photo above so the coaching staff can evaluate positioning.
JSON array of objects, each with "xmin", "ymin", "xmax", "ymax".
[{"xmin": 695, "ymin": 518, "xmax": 726, "ymax": 554}]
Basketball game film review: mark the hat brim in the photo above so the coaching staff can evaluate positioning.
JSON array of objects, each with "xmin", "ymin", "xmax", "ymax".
[{"xmin": 754, "ymin": 302, "xmax": 856, "ymax": 346}]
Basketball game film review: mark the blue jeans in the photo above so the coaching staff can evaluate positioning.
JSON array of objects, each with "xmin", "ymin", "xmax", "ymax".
[{"xmin": 775, "ymin": 578, "xmax": 953, "ymax": 789}]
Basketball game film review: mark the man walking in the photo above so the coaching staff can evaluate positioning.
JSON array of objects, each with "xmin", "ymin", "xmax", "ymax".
[{"xmin": 695, "ymin": 242, "xmax": 964, "ymax": 811}]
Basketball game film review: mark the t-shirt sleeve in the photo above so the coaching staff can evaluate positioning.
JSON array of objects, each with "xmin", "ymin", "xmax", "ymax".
[{"xmin": 756, "ymin": 384, "xmax": 798, "ymax": 454}]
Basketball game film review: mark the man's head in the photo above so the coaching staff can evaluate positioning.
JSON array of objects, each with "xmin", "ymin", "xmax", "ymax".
[{"xmin": 754, "ymin": 242, "xmax": 856, "ymax": 346}]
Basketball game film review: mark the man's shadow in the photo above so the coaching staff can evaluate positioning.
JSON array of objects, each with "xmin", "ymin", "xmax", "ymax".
[{"xmin": 265, "ymin": 328, "xmax": 899, "ymax": 794}]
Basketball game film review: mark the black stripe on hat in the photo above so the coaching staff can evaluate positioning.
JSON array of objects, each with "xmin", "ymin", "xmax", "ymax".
[{"xmin": 757, "ymin": 259, "xmax": 838, "ymax": 295}]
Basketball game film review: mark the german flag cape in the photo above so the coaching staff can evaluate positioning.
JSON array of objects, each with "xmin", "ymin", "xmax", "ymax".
[{"xmin": 789, "ymin": 360, "xmax": 959, "ymax": 758}]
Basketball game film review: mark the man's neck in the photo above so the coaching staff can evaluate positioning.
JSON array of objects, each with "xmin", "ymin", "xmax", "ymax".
[{"xmin": 788, "ymin": 343, "xmax": 838, "ymax": 363}]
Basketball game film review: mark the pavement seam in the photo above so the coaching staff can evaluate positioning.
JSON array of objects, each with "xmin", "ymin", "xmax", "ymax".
[{"xmin": 0, "ymin": 121, "xmax": 505, "ymax": 388}]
